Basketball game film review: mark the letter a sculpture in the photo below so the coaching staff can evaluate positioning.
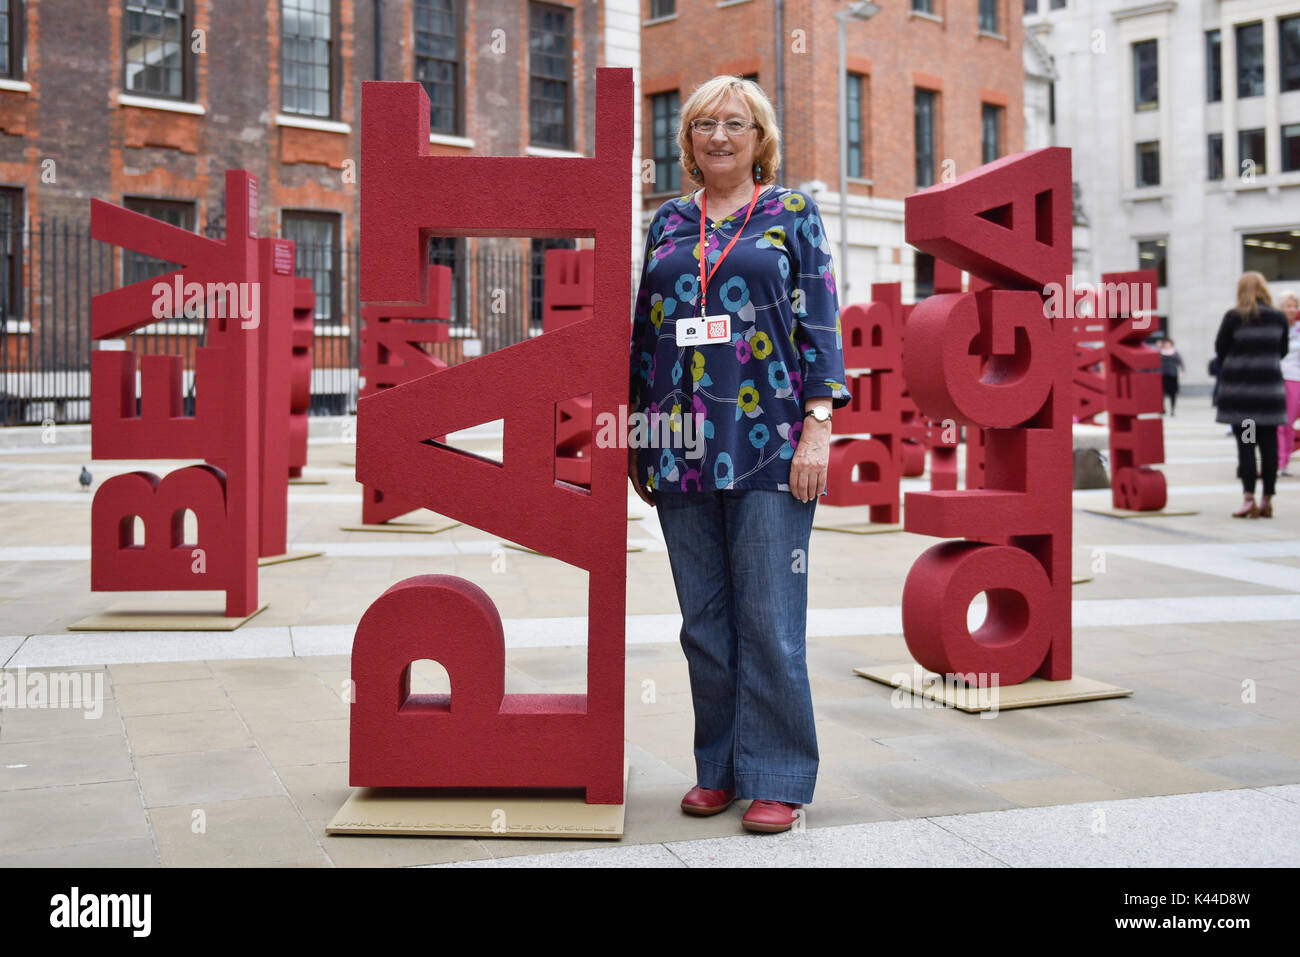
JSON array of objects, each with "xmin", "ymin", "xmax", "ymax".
[
  {"xmin": 348, "ymin": 69, "xmax": 632, "ymax": 804},
  {"xmin": 900, "ymin": 149, "xmax": 1075, "ymax": 686}
]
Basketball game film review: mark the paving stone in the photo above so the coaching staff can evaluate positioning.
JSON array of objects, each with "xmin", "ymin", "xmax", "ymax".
[
  {"xmin": 0, "ymin": 733, "xmax": 134, "ymax": 790},
  {"xmin": 930, "ymin": 789, "xmax": 1300, "ymax": 867},
  {"xmin": 134, "ymin": 747, "xmax": 285, "ymax": 808},
  {"xmin": 0, "ymin": 781, "xmax": 150, "ymax": 854},
  {"xmin": 151, "ymin": 795, "xmax": 321, "ymax": 867}
]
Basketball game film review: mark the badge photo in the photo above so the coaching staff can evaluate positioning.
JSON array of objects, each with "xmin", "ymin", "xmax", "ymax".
[{"xmin": 676, "ymin": 314, "xmax": 731, "ymax": 347}]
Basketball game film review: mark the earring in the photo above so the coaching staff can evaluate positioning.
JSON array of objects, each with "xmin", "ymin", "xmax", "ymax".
[
  {"xmin": 692, "ymin": 166, "xmax": 700, "ymax": 177},
  {"xmin": 754, "ymin": 163, "xmax": 762, "ymax": 180}
]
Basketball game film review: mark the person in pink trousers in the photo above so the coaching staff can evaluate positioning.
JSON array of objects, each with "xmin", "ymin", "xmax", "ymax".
[{"xmin": 1280, "ymin": 291, "xmax": 1300, "ymax": 477}]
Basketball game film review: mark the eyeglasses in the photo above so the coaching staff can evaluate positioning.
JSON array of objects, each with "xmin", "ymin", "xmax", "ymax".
[{"xmin": 690, "ymin": 118, "xmax": 758, "ymax": 136}]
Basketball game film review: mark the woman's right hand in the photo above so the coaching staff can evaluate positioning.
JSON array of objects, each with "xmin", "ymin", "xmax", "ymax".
[{"xmin": 628, "ymin": 443, "xmax": 655, "ymax": 507}]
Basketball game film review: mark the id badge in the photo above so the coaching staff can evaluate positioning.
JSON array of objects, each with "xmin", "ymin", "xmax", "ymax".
[{"xmin": 675, "ymin": 313, "xmax": 731, "ymax": 347}]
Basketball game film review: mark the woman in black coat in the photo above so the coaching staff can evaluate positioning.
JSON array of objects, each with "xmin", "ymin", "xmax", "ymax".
[{"xmin": 1214, "ymin": 271, "xmax": 1290, "ymax": 518}]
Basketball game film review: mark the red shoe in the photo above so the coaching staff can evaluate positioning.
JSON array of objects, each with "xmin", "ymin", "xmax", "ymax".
[
  {"xmin": 741, "ymin": 799, "xmax": 802, "ymax": 833},
  {"xmin": 681, "ymin": 785, "xmax": 736, "ymax": 816}
]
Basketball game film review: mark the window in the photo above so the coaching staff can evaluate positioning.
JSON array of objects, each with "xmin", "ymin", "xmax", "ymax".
[
  {"xmin": 281, "ymin": 0, "xmax": 334, "ymax": 118},
  {"xmin": 1284, "ymin": 124, "xmax": 1300, "ymax": 174},
  {"xmin": 650, "ymin": 91, "xmax": 680, "ymax": 193},
  {"xmin": 122, "ymin": 198, "xmax": 195, "ymax": 287},
  {"xmin": 124, "ymin": 1, "xmax": 189, "ymax": 100},
  {"xmin": 282, "ymin": 211, "xmax": 340, "ymax": 327},
  {"xmin": 1024, "ymin": 0, "xmax": 1037, "ymax": 12},
  {"xmin": 427, "ymin": 236, "xmax": 464, "ymax": 327},
  {"xmin": 981, "ymin": 103, "xmax": 1002, "ymax": 164},
  {"xmin": 0, "ymin": 188, "xmax": 22, "ymax": 324},
  {"xmin": 1282, "ymin": 16, "xmax": 1300, "ymax": 93},
  {"xmin": 531, "ymin": 238, "xmax": 576, "ymax": 332},
  {"xmin": 1207, "ymin": 133, "xmax": 1223, "ymax": 181},
  {"xmin": 0, "ymin": 0, "xmax": 23, "ymax": 80},
  {"xmin": 1239, "ymin": 127, "xmax": 1266, "ymax": 176},
  {"xmin": 914, "ymin": 88, "xmax": 936, "ymax": 189},
  {"xmin": 650, "ymin": 0, "xmax": 675, "ymax": 17},
  {"xmin": 1133, "ymin": 40, "xmax": 1157, "ymax": 111},
  {"xmin": 1135, "ymin": 141, "xmax": 1160, "ymax": 188},
  {"xmin": 978, "ymin": 0, "xmax": 998, "ymax": 34},
  {"xmin": 1236, "ymin": 22, "xmax": 1264, "ymax": 99},
  {"xmin": 847, "ymin": 73, "xmax": 865, "ymax": 178},
  {"xmin": 1137, "ymin": 238, "xmax": 1167, "ymax": 288},
  {"xmin": 414, "ymin": 0, "xmax": 460, "ymax": 135},
  {"xmin": 529, "ymin": 3, "xmax": 572, "ymax": 150},
  {"xmin": 1050, "ymin": 0, "xmax": 1066, "ymax": 8},
  {"xmin": 1206, "ymin": 30, "xmax": 1221, "ymax": 103},
  {"xmin": 914, "ymin": 251, "xmax": 935, "ymax": 299},
  {"xmin": 1243, "ymin": 231, "xmax": 1300, "ymax": 281},
  {"xmin": 913, "ymin": 0, "xmax": 934, "ymax": 13}
]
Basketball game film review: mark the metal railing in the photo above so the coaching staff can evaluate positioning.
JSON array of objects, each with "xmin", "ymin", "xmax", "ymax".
[{"xmin": 0, "ymin": 218, "xmax": 550, "ymax": 426}]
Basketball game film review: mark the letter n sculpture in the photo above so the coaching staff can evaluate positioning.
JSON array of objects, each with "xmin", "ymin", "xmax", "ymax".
[
  {"xmin": 347, "ymin": 70, "xmax": 632, "ymax": 805},
  {"xmin": 900, "ymin": 149, "xmax": 1074, "ymax": 687}
]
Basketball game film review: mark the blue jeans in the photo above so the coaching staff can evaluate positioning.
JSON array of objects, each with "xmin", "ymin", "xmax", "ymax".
[{"xmin": 655, "ymin": 489, "xmax": 819, "ymax": 804}]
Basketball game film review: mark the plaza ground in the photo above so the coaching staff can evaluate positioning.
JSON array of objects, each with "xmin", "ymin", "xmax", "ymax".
[{"xmin": 1, "ymin": 395, "xmax": 1298, "ymax": 867}]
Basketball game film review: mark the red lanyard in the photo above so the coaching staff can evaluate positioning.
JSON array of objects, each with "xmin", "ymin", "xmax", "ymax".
[{"xmin": 698, "ymin": 181, "xmax": 762, "ymax": 316}]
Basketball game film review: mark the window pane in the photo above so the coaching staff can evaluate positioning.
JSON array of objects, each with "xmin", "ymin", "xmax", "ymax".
[
  {"xmin": 1136, "ymin": 141, "xmax": 1160, "ymax": 187},
  {"xmin": 1137, "ymin": 239, "xmax": 1167, "ymax": 287},
  {"xmin": 982, "ymin": 103, "xmax": 1001, "ymax": 164},
  {"xmin": 1236, "ymin": 22, "xmax": 1264, "ymax": 98},
  {"xmin": 125, "ymin": 1, "xmax": 187, "ymax": 100},
  {"xmin": 529, "ymin": 3, "xmax": 572, "ymax": 149},
  {"xmin": 1282, "ymin": 17, "xmax": 1300, "ymax": 93},
  {"xmin": 282, "ymin": 0, "xmax": 333, "ymax": 117},
  {"xmin": 123, "ymin": 199, "xmax": 196, "ymax": 286},
  {"xmin": 415, "ymin": 0, "xmax": 460, "ymax": 134},
  {"xmin": 1207, "ymin": 133, "xmax": 1223, "ymax": 180},
  {"xmin": 847, "ymin": 74, "xmax": 863, "ymax": 178},
  {"xmin": 979, "ymin": 0, "xmax": 997, "ymax": 33},
  {"xmin": 1243, "ymin": 230, "xmax": 1300, "ymax": 281},
  {"xmin": 650, "ymin": 91, "xmax": 680, "ymax": 192},
  {"xmin": 1133, "ymin": 40, "xmax": 1157, "ymax": 110},
  {"xmin": 1238, "ymin": 128, "xmax": 1266, "ymax": 176},
  {"xmin": 1284, "ymin": 124, "xmax": 1300, "ymax": 173},
  {"xmin": 282, "ymin": 213, "xmax": 339, "ymax": 324},
  {"xmin": 914, "ymin": 89, "xmax": 935, "ymax": 189},
  {"xmin": 1206, "ymin": 30, "xmax": 1221, "ymax": 103}
]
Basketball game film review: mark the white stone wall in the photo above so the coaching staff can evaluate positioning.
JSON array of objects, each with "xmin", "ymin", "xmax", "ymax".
[{"xmin": 1026, "ymin": 0, "xmax": 1300, "ymax": 390}]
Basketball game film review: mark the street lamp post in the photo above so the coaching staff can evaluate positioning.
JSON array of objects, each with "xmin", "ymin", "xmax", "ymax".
[{"xmin": 834, "ymin": 1, "xmax": 880, "ymax": 303}]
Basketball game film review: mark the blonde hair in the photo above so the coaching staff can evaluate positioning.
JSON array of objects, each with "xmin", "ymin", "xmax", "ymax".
[
  {"xmin": 1236, "ymin": 271, "xmax": 1273, "ymax": 321},
  {"xmin": 677, "ymin": 76, "xmax": 781, "ymax": 190}
]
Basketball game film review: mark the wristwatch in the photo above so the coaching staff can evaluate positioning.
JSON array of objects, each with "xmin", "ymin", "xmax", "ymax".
[{"xmin": 804, "ymin": 406, "xmax": 832, "ymax": 423}]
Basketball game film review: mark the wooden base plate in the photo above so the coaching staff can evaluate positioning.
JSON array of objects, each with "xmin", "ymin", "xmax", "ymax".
[
  {"xmin": 1080, "ymin": 507, "xmax": 1199, "ymax": 519},
  {"xmin": 68, "ymin": 602, "xmax": 269, "ymax": 632},
  {"xmin": 502, "ymin": 541, "xmax": 645, "ymax": 555},
  {"xmin": 813, "ymin": 522, "xmax": 905, "ymax": 536},
  {"xmin": 854, "ymin": 662, "xmax": 1132, "ymax": 713},
  {"xmin": 258, "ymin": 549, "xmax": 324, "ymax": 567},
  {"xmin": 326, "ymin": 760, "xmax": 629, "ymax": 839},
  {"xmin": 287, "ymin": 477, "xmax": 329, "ymax": 486},
  {"xmin": 340, "ymin": 520, "xmax": 463, "ymax": 535}
]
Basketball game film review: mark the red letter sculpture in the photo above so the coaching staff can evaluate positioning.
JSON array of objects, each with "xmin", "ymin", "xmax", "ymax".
[
  {"xmin": 1100, "ymin": 269, "xmax": 1166, "ymax": 510},
  {"xmin": 545, "ymin": 248, "xmax": 596, "ymax": 488},
  {"xmin": 357, "ymin": 268, "xmax": 453, "ymax": 524},
  {"xmin": 349, "ymin": 70, "xmax": 632, "ymax": 803},
  {"xmin": 900, "ymin": 148, "xmax": 1074, "ymax": 685},
  {"xmin": 89, "ymin": 170, "xmax": 263, "ymax": 617}
]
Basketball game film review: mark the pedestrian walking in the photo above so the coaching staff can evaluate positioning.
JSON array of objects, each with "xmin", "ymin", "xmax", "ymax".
[{"xmin": 1214, "ymin": 272, "xmax": 1290, "ymax": 517}]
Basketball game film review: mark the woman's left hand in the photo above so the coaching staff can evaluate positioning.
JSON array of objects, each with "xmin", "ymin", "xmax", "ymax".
[{"xmin": 790, "ymin": 417, "xmax": 832, "ymax": 502}]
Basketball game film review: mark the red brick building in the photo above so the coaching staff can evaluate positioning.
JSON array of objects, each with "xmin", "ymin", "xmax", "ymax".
[
  {"xmin": 640, "ymin": 0, "xmax": 1024, "ymax": 302},
  {"xmin": 0, "ymin": 0, "xmax": 625, "ymax": 423}
]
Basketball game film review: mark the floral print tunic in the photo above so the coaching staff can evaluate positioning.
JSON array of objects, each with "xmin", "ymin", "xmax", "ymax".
[{"xmin": 628, "ymin": 184, "xmax": 851, "ymax": 494}]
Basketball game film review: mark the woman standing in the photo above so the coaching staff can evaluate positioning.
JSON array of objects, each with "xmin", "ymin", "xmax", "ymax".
[
  {"xmin": 1214, "ymin": 272, "xmax": 1289, "ymax": 517},
  {"xmin": 1277, "ymin": 292, "xmax": 1299, "ymax": 477},
  {"xmin": 627, "ymin": 76, "xmax": 850, "ymax": 834}
]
